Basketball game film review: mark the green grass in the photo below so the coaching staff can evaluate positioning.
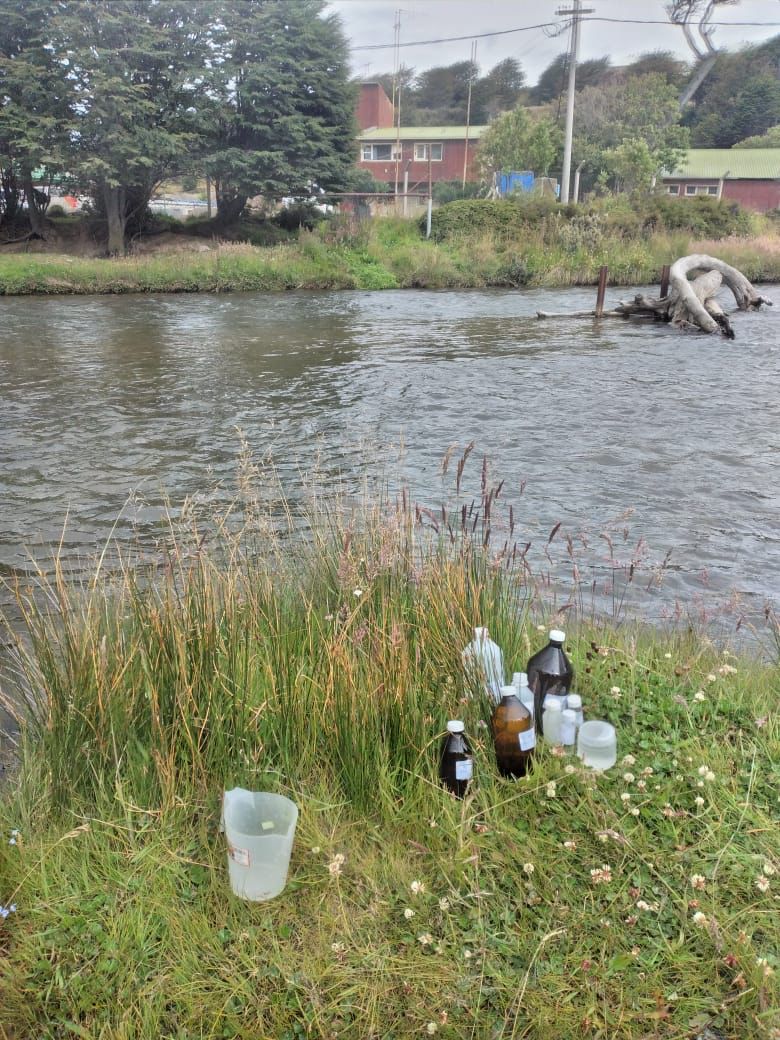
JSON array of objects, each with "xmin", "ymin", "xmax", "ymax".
[
  {"xmin": 1, "ymin": 212, "xmax": 778, "ymax": 296},
  {"xmin": 0, "ymin": 457, "xmax": 778, "ymax": 1039}
]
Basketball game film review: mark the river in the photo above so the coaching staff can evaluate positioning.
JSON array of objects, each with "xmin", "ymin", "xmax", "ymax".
[{"xmin": 1, "ymin": 286, "xmax": 779, "ymax": 632}]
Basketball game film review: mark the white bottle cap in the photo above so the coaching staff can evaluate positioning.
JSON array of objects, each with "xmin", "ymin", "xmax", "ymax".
[
  {"xmin": 562, "ymin": 709, "xmax": 577, "ymax": 721},
  {"xmin": 500, "ymin": 685, "xmax": 517, "ymax": 698},
  {"xmin": 544, "ymin": 698, "xmax": 563, "ymax": 713},
  {"xmin": 512, "ymin": 672, "xmax": 523, "ymax": 684},
  {"xmin": 567, "ymin": 694, "xmax": 582, "ymax": 709},
  {"xmin": 549, "ymin": 629, "xmax": 566, "ymax": 643},
  {"xmin": 518, "ymin": 671, "xmax": 529, "ymax": 687},
  {"xmin": 474, "ymin": 626, "xmax": 488, "ymax": 639},
  {"xmin": 447, "ymin": 720, "xmax": 465, "ymax": 733}
]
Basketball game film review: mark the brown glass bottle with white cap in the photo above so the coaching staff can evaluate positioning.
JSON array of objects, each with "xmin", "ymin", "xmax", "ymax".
[
  {"xmin": 526, "ymin": 629, "xmax": 574, "ymax": 736},
  {"xmin": 491, "ymin": 685, "xmax": 535, "ymax": 778},
  {"xmin": 439, "ymin": 720, "xmax": 473, "ymax": 798}
]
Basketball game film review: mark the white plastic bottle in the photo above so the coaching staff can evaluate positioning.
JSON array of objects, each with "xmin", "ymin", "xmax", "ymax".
[
  {"xmin": 542, "ymin": 695, "xmax": 564, "ymax": 745},
  {"xmin": 567, "ymin": 693, "xmax": 584, "ymax": 729},
  {"xmin": 462, "ymin": 626, "xmax": 504, "ymax": 703},
  {"xmin": 560, "ymin": 708, "xmax": 577, "ymax": 749},
  {"xmin": 513, "ymin": 671, "xmax": 535, "ymax": 719}
]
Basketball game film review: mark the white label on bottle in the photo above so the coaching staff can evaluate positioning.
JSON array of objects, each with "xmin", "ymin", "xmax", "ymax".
[
  {"xmin": 518, "ymin": 728, "xmax": 536, "ymax": 751},
  {"xmin": 228, "ymin": 844, "xmax": 250, "ymax": 867},
  {"xmin": 455, "ymin": 759, "xmax": 473, "ymax": 781}
]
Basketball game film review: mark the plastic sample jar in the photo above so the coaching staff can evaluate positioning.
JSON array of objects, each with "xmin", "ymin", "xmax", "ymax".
[{"xmin": 577, "ymin": 720, "xmax": 617, "ymax": 771}]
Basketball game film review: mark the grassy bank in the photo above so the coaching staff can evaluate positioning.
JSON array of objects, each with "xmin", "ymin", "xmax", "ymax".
[
  {"xmin": 0, "ymin": 461, "xmax": 778, "ymax": 1039},
  {"xmin": 1, "ymin": 204, "xmax": 779, "ymax": 296}
]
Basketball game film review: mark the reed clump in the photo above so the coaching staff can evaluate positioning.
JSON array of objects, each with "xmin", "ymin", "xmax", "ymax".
[{"xmin": 0, "ymin": 450, "xmax": 778, "ymax": 1038}]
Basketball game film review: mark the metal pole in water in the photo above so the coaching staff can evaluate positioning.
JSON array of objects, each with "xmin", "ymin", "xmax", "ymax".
[{"xmin": 595, "ymin": 265, "xmax": 608, "ymax": 316}]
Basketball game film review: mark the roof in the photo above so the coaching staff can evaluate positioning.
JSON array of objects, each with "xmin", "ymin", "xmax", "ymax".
[
  {"xmin": 358, "ymin": 125, "xmax": 488, "ymax": 142},
  {"xmin": 665, "ymin": 148, "xmax": 780, "ymax": 180}
]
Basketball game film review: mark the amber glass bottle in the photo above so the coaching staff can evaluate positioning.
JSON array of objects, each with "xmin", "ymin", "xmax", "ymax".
[
  {"xmin": 491, "ymin": 685, "xmax": 535, "ymax": 778},
  {"xmin": 526, "ymin": 629, "xmax": 574, "ymax": 734},
  {"xmin": 439, "ymin": 721, "xmax": 473, "ymax": 798}
]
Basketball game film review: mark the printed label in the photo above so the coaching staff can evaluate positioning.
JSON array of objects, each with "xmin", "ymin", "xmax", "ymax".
[
  {"xmin": 228, "ymin": 844, "xmax": 251, "ymax": 867},
  {"xmin": 455, "ymin": 759, "xmax": 473, "ymax": 781},
  {"xmin": 518, "ymin": 728, "xmax": 536, "ymax": 751}
]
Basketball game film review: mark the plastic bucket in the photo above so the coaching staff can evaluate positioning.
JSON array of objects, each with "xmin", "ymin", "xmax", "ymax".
[{"xmin": 222, "ymin": 788, "xmax": 298, "ymax": 901}]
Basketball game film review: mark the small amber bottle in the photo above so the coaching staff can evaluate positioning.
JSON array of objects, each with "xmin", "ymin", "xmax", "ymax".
[{"xmin": 491, "ymin": 685, "xmax": 536, "ymax": 778}]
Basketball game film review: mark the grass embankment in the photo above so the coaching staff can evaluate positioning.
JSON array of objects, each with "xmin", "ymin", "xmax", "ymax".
[
  {"xmin": 0, "ymin": 464, "xmax": 778, "ymax": 1039},
  {"xmin": 1, "ymin": 195, "xmax": 778, "ymax": 295}
]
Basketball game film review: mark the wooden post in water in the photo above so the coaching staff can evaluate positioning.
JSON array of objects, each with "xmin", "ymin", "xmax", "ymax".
[
  {"xmin": 660, "ymin": 264, "xmax": 671, "ymax": 298},
  {"xmin": 595, "ymin": 265, "xmax": 608, "ymax": 317}
]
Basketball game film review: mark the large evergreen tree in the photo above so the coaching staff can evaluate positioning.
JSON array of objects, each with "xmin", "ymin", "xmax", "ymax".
[{"xmin": 202, "ymin": 0, "xmax": 356, "ymax": 224}]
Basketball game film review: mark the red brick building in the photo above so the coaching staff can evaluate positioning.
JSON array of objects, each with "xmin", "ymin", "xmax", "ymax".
[
  {"xmin": 662, "ymin": 148, "xmax": 780, "ymax": 212},
  {"xmin": 355, "ymin": 83, "xmax": 486, "ymax": 191}
]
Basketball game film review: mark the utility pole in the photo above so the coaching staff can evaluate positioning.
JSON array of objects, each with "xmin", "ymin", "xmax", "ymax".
[{"xmin": 556, "ymin": 0, "xmax": 593, "ymax": 204}]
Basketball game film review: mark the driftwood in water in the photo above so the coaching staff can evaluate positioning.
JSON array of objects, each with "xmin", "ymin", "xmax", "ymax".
[{"xmin": 537, "ymin": 254, "xmax": 772, "ymax": 338}]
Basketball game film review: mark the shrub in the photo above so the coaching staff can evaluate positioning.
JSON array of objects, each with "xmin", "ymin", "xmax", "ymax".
[{"xmin": 273, "ymin": 201, "xmax": 329, "ymax": 232}]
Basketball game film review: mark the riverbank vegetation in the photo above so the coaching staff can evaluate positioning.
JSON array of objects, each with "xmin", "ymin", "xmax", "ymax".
[
  {"xmin": 1, "ymin": 454, "xmax": 778, "ymax": 1038},
  {"xmin": 1, "ymin": 195, "xmax": 779, "ymax": 295}
]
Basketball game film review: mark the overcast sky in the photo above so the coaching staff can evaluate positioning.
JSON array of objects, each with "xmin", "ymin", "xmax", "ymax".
[{"xmin": 327, "ymin": 0, "xmax": 780, "ymax": 83}]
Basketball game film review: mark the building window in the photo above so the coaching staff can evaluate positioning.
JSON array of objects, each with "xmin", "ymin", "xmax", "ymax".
[
  {"xmin": 362, "ymin": 143, "xmax": 397, "ymax": 161},
  {"xmin": 667, "ymin": 184, "xmax": 680, "ymax": 195},
  {"xmin": 684, "ymin": 183, "xmax": 720, "ymax": 196},
  {"xmin": 414, "ymin": 143, "xmax": 443, "ymax": 161}
]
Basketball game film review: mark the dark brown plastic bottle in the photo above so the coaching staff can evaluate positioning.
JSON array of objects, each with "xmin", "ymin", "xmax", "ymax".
[
  {"xmin": 439, "ymin": 720, "xmax": 473, "ymax": 798},
  {"xmin": 527, "ymin": 629, "xmax": 574, "ymax": 735},
  {"xmin": 491, "ymin": 685, "xmax": 535, "ymax": 778}
]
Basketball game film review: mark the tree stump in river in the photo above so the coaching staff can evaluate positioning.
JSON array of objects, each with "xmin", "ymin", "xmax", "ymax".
[{"xmin": 537, "ymin": 255, "xmax": 772, "ymax": 339}]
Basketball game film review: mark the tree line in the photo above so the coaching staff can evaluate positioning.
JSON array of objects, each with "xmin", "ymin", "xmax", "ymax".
[{"xmin": 0, "ymin": 0, "xmax": 356, "ymax": 253}]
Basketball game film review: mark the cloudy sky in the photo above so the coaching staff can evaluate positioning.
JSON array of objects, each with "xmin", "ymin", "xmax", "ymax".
[{"xmin": 327, "ymin": 0, "xmax": 779, "ymax": 83}]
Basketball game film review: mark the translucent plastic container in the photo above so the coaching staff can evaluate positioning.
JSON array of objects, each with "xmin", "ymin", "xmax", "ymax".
[
  {"xmin": 223, "ymin": 788, "xmax": 298, "ymax": 901},
  {"xmin": 462, "ymin": 626, "xmax": 504, "ymax": 703},
  {"xmin": 577, "ymin": 721, "xmax": 617, "ymax": 771}
]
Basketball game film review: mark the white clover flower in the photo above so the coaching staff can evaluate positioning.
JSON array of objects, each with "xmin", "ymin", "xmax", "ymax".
[
  {"xmin": 426, "ymin": 1022, "xmax": 438, "ymax": 1035},
  {"xmin": 705, "ymin": 770, "xmax": 715, "ymax": 782},
  {"xmin": 546, "ymin": 781, "xmax": 557, "ymax": 798},
  {"xmin": 623, "ymin": 772, "xmax": 635, "ymax": 783},
  {"xmin": 10, "ymin": 830, "xmax": 19, "ymax": 837},
  {"xmin": 610, "ymin": 686, "xmax": 621, "ymax": 696},
  {"xmin": 331, "ymin": 941, "xmax": 346, "ymax": 953},
  {"xmin": 691, "ymin": 874, "xmax": 707, "ymax": 890},
  {"xmin": 410, "ymin": 880, "xmax": 425, "ymax": 895},
  {"xmin": 328, "ymin": 853, "xmax": 345, "ymax": 877},
  {"xmin": 663, "ymin": 804, "xmax": 676, "ymax": 817},
  {"xmin": 463, "ymin": 948, "xmax": 473, "ymax": 959},
  {"xmin": 8, "ymin": 838, "xmax": 16, "ymax": 846},
  {"xmin": 620, "ymin": 792, "xmax": 632, "ymax": 803},
  {"xmin": 417, "ymin": 932, "xmax": 433, "ymax": 945},
  {"xmin": 630, "ymin": 807, "xmax": 640, "ymax": 816},
  {"xmin": 692, "ymin": 911, "xmax": 708, "ymax": 927},
  {"xmin": 621, "ymin": 754, "xmax": 636, "ymax": 767},
  {"xmin": 694, "ymin": 690, "xmax": 707, "ymax": 702},
  {"xmin": 641, "ymin": 766, "xmax": 653, "ymax": 776},
  {"xmin": 756, "ymin": 957, "xmax": 774, "ymax": 978},
  {"xmin": 563, "ymin": 840, "xmax": 577, "ymax": 850},
  {"xmin": 695, "ymin": 796, "xmax": 705, "ymax": 808},
  {"xmin": 664, "ymin": 652, "xmax": 672, "ymax": 659},
  {"xmin": 706, "ymin": 673, "xmax": 717, "ymax": 683},
  {"xmin": 698, "ymin": 765, "xmax": 708, "ymax": 776},
  {"xmin": 403, "ymin": 907, "xmax": 415, "ymax": 919},
  {"xmin": 438, "ymin": 897, "xmax": 450, "ymax": 911},
  {"xmin": 636, "ymin": 780, "xmax": 647, "ymax": 791},
  {"xmin": 353, "ymin": 588, "xmax": 363, "ymax": 597},
  {"xmin": 590, "ymin": 864, "xmax": 612, "ymax": 885},
  {"xmin": 763, "ymin": 863, "xmax": 776, "ymax": 877},
  {"xmin": 523, "ymin": 862, "xmax": 535, "ymax": 875},
  {"xmin": 564, "ymin": 764, "xmax": 576, "ymax": 774},
  {"xmin": 755, "ymin": 876, "xmax": 770, "ymax": 893},
  {"xmin": 311, "ymin": 846, "xmax": 321, "ymax": 854},
  {"xmin": 636, "ymin": 900, "xmax": 651, "ymax": 911},
  {"xmin": 718, "ymin": 664, "xmax": 738, "ymax": 676}
]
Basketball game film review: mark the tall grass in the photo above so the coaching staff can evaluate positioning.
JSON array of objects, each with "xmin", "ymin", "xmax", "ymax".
[{"xmin": 1, "ymin": 450, "xmax": 778, "ymax": 1038}]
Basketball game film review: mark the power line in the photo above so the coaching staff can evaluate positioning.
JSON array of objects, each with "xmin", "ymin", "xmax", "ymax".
[{"xmin": 350, "ymin": 17, "xmax": 780, "ymax": 52}]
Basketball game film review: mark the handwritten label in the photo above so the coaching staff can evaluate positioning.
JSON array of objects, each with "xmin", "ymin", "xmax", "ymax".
[
  {"xmin": 455, "ymin": 759, "xmax": 473, "ymax": 781},
  {"xmin": 228, "ymin": 844, "xmax": 250, "ymax": 867},
  {"xmin": 518, "ymin": 728, "xmax": 536, "ymax": 751}
]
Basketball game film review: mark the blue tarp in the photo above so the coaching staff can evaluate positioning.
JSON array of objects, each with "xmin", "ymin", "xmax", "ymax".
[{"xmin": 497, "ymin": 171, "xmax": 535, "ymax": 196}]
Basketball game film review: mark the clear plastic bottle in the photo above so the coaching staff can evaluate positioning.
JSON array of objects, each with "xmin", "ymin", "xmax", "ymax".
[
  {"xmin": 491, "ymin": 685, "xmax": 535, "ymax": 777},
  {"xmin": 542, "ymin": 695, "xmax": 564, "ymax": 745},
  {"xmin": 513, "ymin": 671, "xmax": 535, "ymax": 719},
  {"xmin": 462, "ymin": 626, "xmax": 504, "ymax": 703},
  {"xmin": 439, "ymin": 721, "xmax": 473, "ymax": 798},
  {"xmin": 527, "ymin": 629, "xmax": 574, "ymax": 734}
]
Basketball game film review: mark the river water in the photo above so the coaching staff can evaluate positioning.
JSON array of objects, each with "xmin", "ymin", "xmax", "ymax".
[{"xmin": 1, "ymin": 286, "xmax": 779, "ymax": 630}]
